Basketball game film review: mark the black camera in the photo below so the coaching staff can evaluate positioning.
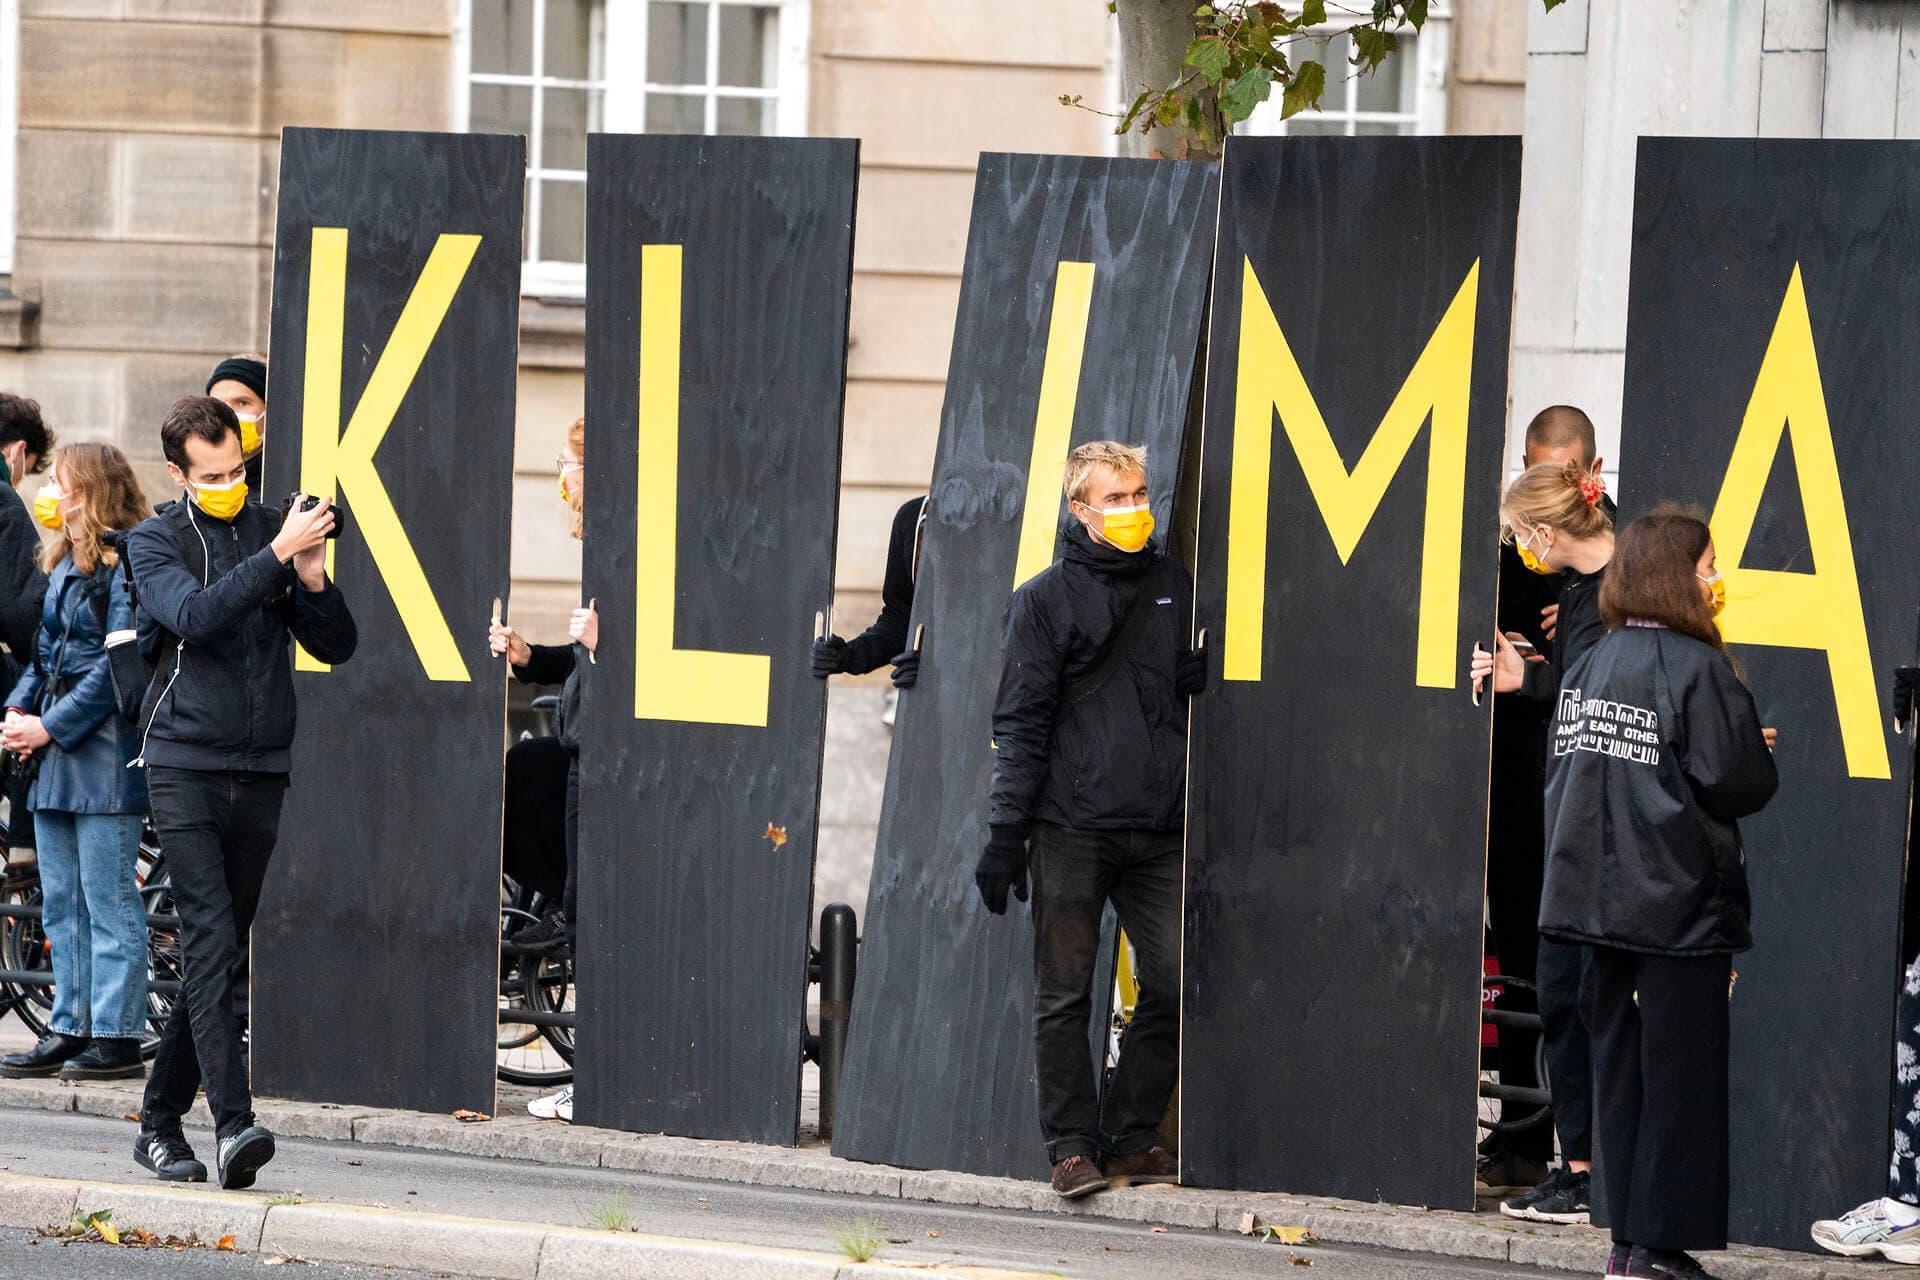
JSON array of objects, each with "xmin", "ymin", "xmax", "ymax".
[{"xmin": 281, "ymin": 493, "xmax": 347, "ymax": 539}]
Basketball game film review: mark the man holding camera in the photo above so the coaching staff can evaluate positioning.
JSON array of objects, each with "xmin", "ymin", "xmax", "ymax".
[
  {"xmin": 984, "ymin": 440, "xmax": 1203, "ymax": 1200},
  {"xmin": 127, "ymin": 397, "xmax": 356, "ymax": 1189}
]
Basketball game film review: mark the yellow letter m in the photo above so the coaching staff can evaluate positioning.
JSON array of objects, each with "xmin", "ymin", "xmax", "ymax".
[{"xmin": 1223, "ymin": 256, "xmax": 1479, "ymax": 689}]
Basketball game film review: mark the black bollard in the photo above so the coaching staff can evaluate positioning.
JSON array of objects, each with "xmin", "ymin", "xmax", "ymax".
[{"xmin": 817, "ymin": 902, "xmax": 858, "ymax": 1139}]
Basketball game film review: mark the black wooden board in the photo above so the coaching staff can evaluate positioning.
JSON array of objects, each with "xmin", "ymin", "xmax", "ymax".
[
  {"xmin": 1615, "ymin": 137, "xmax": 1920, "ymax": 1252},
  {"xmin": 571, "ymin": 134, "xmax": 856, "ymax": 1145},
  {"xmin": 1183, "ymin": 137, "xmax": 1519, "ymax": 1208},
  {"xmin": 252, "ymin": 127, "xmax": 523, "ymax": 1114},
  {"xmin": 832, "ymin": 154, "xmax": 1219, "ymax": 1181}
]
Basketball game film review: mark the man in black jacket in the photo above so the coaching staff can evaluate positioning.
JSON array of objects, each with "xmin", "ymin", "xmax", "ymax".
[
  {"xmin": 127, "ymin": 397, "xmax": 356, "ymax": 1190},
  {"xmin": 0, "ymin": 394, "xmax": 51, "ymax": 861},
  {"xmin": 810, "ymin": 494, "xmax": 926, "ymax": 689},
  {"xmin": 983, "ymin": 440, "xmax": 1203, "ymax": 1200}
]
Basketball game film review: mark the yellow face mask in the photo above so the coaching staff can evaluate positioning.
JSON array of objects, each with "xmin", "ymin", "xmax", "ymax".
[
  {"xmin": 235, "ymin": 414, "xmax": 263, "ymax": 458},
  {"xmin": 1699, "ymin": 571, "xmax": 1726, "ymax": 617},
  {"xmin": 32, "ymin": 483, "xmax": 62, "ymax": 531},
  {"xmin": 1086, "ymin": 502, "xmax": 1154, "ymax": 554},
  {"xmin": 190, "ymin": 478, "xmax": 248, "ymax": 522},
  {"xmin": 1514, "ymin": 526, "xmax": 1556, "ymax": 575}
]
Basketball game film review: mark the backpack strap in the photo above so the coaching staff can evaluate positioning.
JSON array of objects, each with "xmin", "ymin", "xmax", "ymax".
[{"xmin": 1062, "ymin": 578, "xmax": 1160, "ymax": 708}]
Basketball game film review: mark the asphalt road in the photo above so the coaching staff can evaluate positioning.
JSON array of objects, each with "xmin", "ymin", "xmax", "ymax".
[
  {"xmin": 0, "ymin": 1226, "xmax": 459, "ymax": 1279},
  {"xmin": 0, "ymin": 1109, "xmax": 1563, "ymax": 1279}
]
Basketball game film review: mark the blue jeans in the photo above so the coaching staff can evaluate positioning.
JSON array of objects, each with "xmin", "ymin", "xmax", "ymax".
[{"xmin": 35, "ymin": 810, "xmax": 148, "ymax": 1039}]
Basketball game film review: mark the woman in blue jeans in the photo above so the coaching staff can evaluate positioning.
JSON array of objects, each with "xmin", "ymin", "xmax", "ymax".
[{"xmin": 0, "ymin": 442, "xmax": 151, "ymax": 1080}]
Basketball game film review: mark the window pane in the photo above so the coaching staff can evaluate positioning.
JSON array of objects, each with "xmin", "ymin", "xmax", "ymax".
[
  {"xmin": 539, "ymin": 179, "xmax": 586, "ymax": 264},
  {"xmin": 717, "ymin": 5, "xmax": 775, "ymax": 88},
  {"xmin": 645, "ymin": 93, "xmax": 705, "ymax": 133},
  {"xmin": 1286, "ymin": 116, "xmax": 1346, "ymax": 136},
  {"xmin": 469, "ymin": 82, "xmax": 533, "ymax": 138},
  {"xmin": 541, "ymin": 87, "xmax": 601, "ymax": 170},
  {"xmin": 470, "ymin": 0, "xmax": 534, "ymax": 76},
  {"xmin": 648, "ymin": 2, "xmax": 708, "ymax": 85},
  {"xmin": 715, "ymin": 95, "xmax": 771, "ymax": 136},
  {"xmin": 544, "ymin": 0, "xmax": 604, "ymax": 81},
  {"xmin": 1355, "ymin": 35, "xmax": 1415, "ymax": 114}
]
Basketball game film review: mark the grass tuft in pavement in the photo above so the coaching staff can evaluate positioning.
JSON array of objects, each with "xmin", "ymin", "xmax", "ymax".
[
  {"xmin": 582, "ymin": 1189, "xmax": 635, "ymax": 1233},
  {"xmin": 833, "ymin": 1218, "xmax": 885, "ymax": 1263}
]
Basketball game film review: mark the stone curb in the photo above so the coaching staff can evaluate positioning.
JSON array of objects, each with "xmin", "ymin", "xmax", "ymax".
[
  {"xmin": 0, "ymin": 1173, "xmax": 1055, "ymax": 1280},
  {"xmin": 0, "ymin": 1079, "xmax": 1903, "ymax": 1277}
]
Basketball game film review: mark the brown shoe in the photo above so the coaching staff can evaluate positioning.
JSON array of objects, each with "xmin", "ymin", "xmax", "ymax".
[
  {"xmin": 1103, "ymin": 1145, "xmax": 1178, "ymax": 1186},
  {"xmin": 1051, "ymin": 1154, "xmax": 1109, "ymax": 1199}
]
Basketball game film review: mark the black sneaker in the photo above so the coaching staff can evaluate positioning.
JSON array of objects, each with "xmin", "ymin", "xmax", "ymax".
[
  {"xmin": 1624, "ymin": 1247, "xmax": 1721, "ymax": 1279},
  {"xmin": 511, "ymin": 909, "xmax": 569, "ymax": 953},
  {"xmin": 1500, "ymin": 1166, "xmax": 1568, "ymax": 1219},
  {"xmin": 58, "ymin": 1037, "xmax": 144, "ymax": 1080},
  {"xmin": 134, "ymin": 1129, "xmax": 207, "ymax": 1183},
  {"xmin": 0, "ymin": 1032, "xmax": 88, "ymax": 1078},
  {"xmin": 216, "ymin": 1124, "xmax": 274, "ymax": 1190},
  {"xmin": 1521, "ymin": 1168, "xmax": 1591, "ymax": 1224},
  {"xmin": 1605, "ymin": 1242, "xmax": 1633, "ymax": 1276}
]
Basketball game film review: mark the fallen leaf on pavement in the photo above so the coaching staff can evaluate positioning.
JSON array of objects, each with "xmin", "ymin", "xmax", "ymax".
[
  {"xmin": 927, "ymin": 1230, "xmax": 941, "ymax": 1239},
  {"xmin": 121, "ymin": 1113, "xmax": 139, "ymax": 1122},
  {"xmin": 216, "ymin": 1234, "xmax": 236, "ymax": 1252},
  {"xmin": 1291, "ymin": 1258, "xmax": 1313, "ymax": 1266},
  {"xmin": 1149, "ymin": 1226, "xmax": 1169, "ymax": 1233},
  {"xmin": 1237, "ymin": 1210, "xmax": 1257, "ymax": 1235},
  {"xmin": 452, "ymin": 1110, "xmax": 491, "ymax": 1123},
  {"xmin": 264, "ymin": 1256, "xmax": 309, "ymax": 1266},
  {"xmin": 344, "ymin": 1160, "xmax": 362, "ymax": 1167},
  {"xmin": 1257, "ymin": 1226, "xmax": 1314, "ymax": 1246},
  {"xmin": 764, "ymin": 823, "xmax": 788, "ymax": 848}
]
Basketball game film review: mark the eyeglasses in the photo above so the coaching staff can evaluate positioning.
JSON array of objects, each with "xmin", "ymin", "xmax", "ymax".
[{"xmin": 555, "ymin": 453, "xmax": 583, "ymax": 476}]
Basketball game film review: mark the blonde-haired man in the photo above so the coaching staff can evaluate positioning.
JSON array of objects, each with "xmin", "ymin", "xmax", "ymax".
[{"xmin": 985, "ymin": 439, "xmax": 1204, "ymax": 1199}]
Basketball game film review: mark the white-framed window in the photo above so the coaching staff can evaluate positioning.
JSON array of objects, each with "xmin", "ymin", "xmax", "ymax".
[
  {"xmin": 1240, "ymin": 8, "xmax": 1450, "ymax": 137},
  {"xmin": 455, "ymin": 0, "xmax": 811, "ymax": 297},
  {"xmin": 0, "ymin": 0, "xmax": 17, "ymax": 276}
]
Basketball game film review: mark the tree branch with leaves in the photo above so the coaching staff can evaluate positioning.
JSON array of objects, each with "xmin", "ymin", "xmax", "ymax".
[{"xmin": 1077, "ymin": 0, "xmax": 1566, "ymax": 161}]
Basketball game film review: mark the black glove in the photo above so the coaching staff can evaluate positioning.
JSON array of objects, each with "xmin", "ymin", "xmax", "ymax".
[
  {"xmin": 1894, "ymin": 667, "xmax": 1920, "ymax": 727},
  {"xmin": 811, "ymin": 635, "xmax": 849, "ymax": 680},
  {"xmin": 975, "ymin": 823, "xmax": 1030, "ymax": 915},
  {"xmin": 1176, "ymin": 645, "xmax": 1208, "ymax": 698},
  {"xmin": 889, "ymin": 648, "xmax": 920, "ymax": 689}
]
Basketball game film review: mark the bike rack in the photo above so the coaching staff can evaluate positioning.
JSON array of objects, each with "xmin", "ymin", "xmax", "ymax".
[{"xmin": 1479, "ymin": 973, "xmax": 1551, "ymax": 1116}]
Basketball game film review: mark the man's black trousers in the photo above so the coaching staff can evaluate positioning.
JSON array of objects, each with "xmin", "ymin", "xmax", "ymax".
[
  {"xmin": 1585, "ymin": 945, "xmax": 1732, "ymax": 1251},
  {"xmin": 140, "ymin": 767, "xmax": 288, "ymax": 1141},
  {"xmin": 1029, "ymin": 821, "xmax": 1181, "ymax": 1165},
  {"xmin": 1484, "ymin": 771, "xmax": 1551, "ymax": 1163}
]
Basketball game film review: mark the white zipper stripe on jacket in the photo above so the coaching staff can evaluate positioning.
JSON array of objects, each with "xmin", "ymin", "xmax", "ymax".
[{"xmin": 130, "ymin": 502, "xmax": 208, "ymax": 770}]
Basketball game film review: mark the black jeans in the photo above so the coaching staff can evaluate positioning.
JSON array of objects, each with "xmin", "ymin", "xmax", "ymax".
[
  {"xmin": 1538, "ymin": 937, "xmax": 1594, "ymax": 1163},
  {"xmin": 1586, "ymin": 945, "xmax": 1732, "ymax": 1251},
  {"xmin": 1030, "ymin": 821, "xmax": 1181, "ymax": 1164},
  {"xmin": 140, "ymin": 767, "xmax": 288, "ymax": 1140}
]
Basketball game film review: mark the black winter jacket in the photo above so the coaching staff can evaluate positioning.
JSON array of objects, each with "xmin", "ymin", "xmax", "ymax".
[
  {"xmin": 0, "ymin": 478, "xmax": 47, "ymax": 667},
  {"xmin": 844, "ymin": 495, "xmax": 925, "ymax": 675},
  {"xmin": 514, "ymin": 642, "xmax": 581, "ymax": 757},
  {"xmin": 1517, "ymin": 565, "xmax": 1606, "ymax": 706},
  {"xmin": 1540, "ymin": 626, "xmax": 1778, "ymax": 955},
  {"xmin": 988, "ymin": 521, "xmax": 1192, "ymax": 834},
  {"xmin": 129, "ymin": 499, "xmax": 358, "ymax": 773}
]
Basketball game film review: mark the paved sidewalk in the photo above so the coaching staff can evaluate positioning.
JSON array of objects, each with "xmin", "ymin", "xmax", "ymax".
[{"xmin": 0, "ymin": 1074, "xmax": 1899, "ymax": 1278}]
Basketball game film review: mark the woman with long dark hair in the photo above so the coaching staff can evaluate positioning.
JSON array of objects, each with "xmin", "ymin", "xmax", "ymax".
[{"xmin": 1541, "ymin": 509, "xmax": 1778, "ymax": 1280}]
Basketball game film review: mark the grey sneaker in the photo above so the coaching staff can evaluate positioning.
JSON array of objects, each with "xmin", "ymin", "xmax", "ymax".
[
  {"xmin": 1812, "ymin": 1197, "xmax": 1920, "ymax": 1264},
  {"xmin": 216, "ymin": 1124, "xmax": 275, "ymax": 1190}
]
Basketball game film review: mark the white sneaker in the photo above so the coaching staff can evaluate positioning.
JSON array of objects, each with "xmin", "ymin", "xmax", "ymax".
[
  {"xmin": 527, "ymin": 1085, "xmax": 573, "ymax": 1122},
  {"xmin": 1812, "ymin": 1197, "xmax": 1920, "ymax": 1263}
]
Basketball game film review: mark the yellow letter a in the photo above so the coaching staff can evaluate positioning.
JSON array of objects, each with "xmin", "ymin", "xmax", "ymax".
[
  {"xmin": 631, "ymin": 245, "xmax": 771, "ymax": 727},
  {"xmin": 1707, "ymin": 264, "xmax": 1886, "ymax": 779},
  {"xmin": 298, "ymin": 226, "xmax": 477, "ymax": 682}
]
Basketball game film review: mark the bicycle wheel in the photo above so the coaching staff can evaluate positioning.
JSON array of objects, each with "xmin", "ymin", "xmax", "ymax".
[
  {"xmin": 137, "ymin": 835, "xmax": 180, "ymax": 1060},
  {"xmin": 1, "ymin": 868, "xmax": 53, "ymax": 1040},
  {"xmin": 497, "ymin": 883, "xmax": 574, "ymax": 1088}
]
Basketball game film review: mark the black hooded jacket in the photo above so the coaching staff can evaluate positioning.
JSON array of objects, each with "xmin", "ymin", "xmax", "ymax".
[
  {"xmin": 129, "ymin": 499, "xmax": 357, "ymax": 773},
  {"xmin": 1539, "ymin": 625, "xmax": 1778, "ymax": 955},
  {"xmin": 987, "ymin": 520, "xmax": 1192, "ymax": 834}
]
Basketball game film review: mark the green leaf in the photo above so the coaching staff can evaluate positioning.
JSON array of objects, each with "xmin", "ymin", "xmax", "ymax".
[
  {"xmin": 1403, "ymin": 0, "xmax": 1429, "ymax": 28},
  {"xmin": 1194, "ymin": 4, "xmax": 1214, "ymax": 14},
  {"xmin": 1219, "ymin": 65, "xmax": 1275, "ymax": 122},
  {"xmin": 1544, "ymin": 0, "xmax": 1567, "ymax": 9},
  {"xmin": 1350, "ymin": 26, "xmax": 1397, "ymax": 70},
  {"xmin": 1184, "ymin": 36, "xmax": 1233, "ymax": 85},
  {"xmin": 1281, "ymin": 59, "xmax": 1327, "ymax": 119},
  {"xmin": 1119, "ymin": 89, "xmax": 1153, "ymax": 132},
  {"xmin": 1301, "ymin": 0, "xmax": 1327, "ymax": 25}
]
